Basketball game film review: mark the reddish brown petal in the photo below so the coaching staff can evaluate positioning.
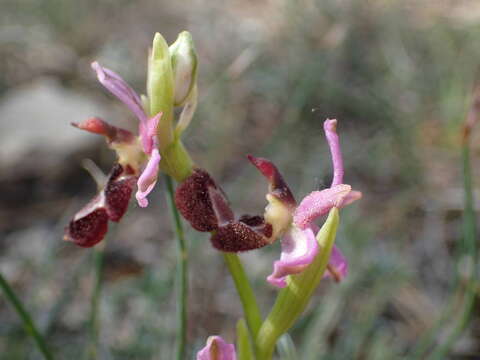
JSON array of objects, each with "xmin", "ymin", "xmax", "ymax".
[
  {"xmin": 72, "ymin": 117, "xmax": 134, "ymax": 144},
  {"xmin": 247, "ymin": 155, "xmax": 296, "ymax": 207},
  {"xmin": 175, "ymin": 168, "xmax": 225, "ymax": 232},
  {"xmin": 208, "ymin": 187, "xmax": 234, "ymax": 226},
  {"xmin": 104, "ymin": 164, "xmax": 136, "ymax": 222},
  {"xmin": 210, "ymin": 221, "xmax": 270, "ymax": 252},
  {"xmin": 64, "ymin": 207, "xmax": 109, "ymax": 248},
  {"xmin": 239, "ymin": 215, "xmax": 273, "ymax": 238}
]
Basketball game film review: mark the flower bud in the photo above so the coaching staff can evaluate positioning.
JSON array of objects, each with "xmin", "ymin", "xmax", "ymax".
[
  {"xmin": 148, "ymin": 32, "xmax": 175, "ymax": 147},
  {"xmin": 169, "ymin": 31, "xmax": 198, "ymax": 106}
]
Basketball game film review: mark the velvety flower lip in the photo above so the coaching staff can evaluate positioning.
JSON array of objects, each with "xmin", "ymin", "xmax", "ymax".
[
  {"xmin": 175, "ymin": 168, "xmax": 223, "ymax": 232},
  {"xmin": 208, "ymin": 186, "xmax": 273, "ymax": 252},
  {"xmin": 64, "ymin": 164, "xmax": 136, "ymax": 247},
  {"xmin": 267, "ymin": 226, "xmax": 319, "ymax": 288},
  {"xmin": 197, "ymin": 336, "xmax": 236, "ymax": 360}
]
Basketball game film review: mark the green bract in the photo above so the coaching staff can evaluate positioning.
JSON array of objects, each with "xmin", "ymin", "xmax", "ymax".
[
  {"xmin": 148, "ymin": 32, "xmax": 175, "ymax": 150},
  {"xmin": 256, "ymin": 207, "xmax": 340, "ymax": 359}
]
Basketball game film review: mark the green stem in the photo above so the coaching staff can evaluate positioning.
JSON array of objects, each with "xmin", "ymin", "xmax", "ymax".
[
  {"xmin": 0, "ymin": 273, "xmax": 54, "ymax": 360},
  {"xmin": 223, "ymin": 253, "xmax": 263, "ymax": 339},
  {"xmin": 165, "ymin": 174, "xmax": 189, "ymax": 360},
  {"xmin": 86, "ymin": 243, "xmax": 105, "ymax": 360}
]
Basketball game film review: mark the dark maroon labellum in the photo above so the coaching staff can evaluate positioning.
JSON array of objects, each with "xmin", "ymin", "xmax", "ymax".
[
  {"xmin": 175, "ymin": 168, "xmax": 225, "ymax": 232},
  {"xmin": 64, "ymin": 164, "xmax": 136, "ymax": 247},
  {"xmin": 239, "ymin": 215, "xmax": 273, "ymax": 238},
  {"xmin": 65, "ymin": 208, "xmax": 109, "ymax": 248},
  {"xmin": 105, "ymin": 164, "xmax": 136, "ymax": 221},
  {"xmin": 210, "ymin": 221, "xmax": 270, "ymax": 252}
]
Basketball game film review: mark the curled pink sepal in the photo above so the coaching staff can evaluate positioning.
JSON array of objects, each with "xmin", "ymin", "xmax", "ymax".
[
  {"xmin": 135, "ymin": 148, "xmax": 161, "ymax": 208},
  {"xmin": 293, "ymin": 184, "xmax": 352, "ymax": 230},
  {"xmin": 91, "ymin": 61, "xmax": 147, "ymax": 124},
  {"xmin": 267, "ymin": 226, "xmax": 319, "ymax": 288},
  {"xmin": 197, "ymin": 336, "xmax": 237, "ymax": 360}
]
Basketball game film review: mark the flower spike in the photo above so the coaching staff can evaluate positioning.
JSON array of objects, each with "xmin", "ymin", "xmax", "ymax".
[{"xmin": 197, "ymin": 336, "xmax": 236, "ymax": 360}]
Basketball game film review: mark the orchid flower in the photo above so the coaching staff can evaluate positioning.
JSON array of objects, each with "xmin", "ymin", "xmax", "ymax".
[
  {"xmin": 65, "ymin": 32, "xmax": 198, "ymax": 248},
  {"xmin": 174, "ymin": 119, "xmax": 360, "ymax": 287},
  {"xmin": 197, "ymin": 336, "xmax": 237, "ymax": 360},
  {"xmin": 262, "ymin": 119, "xmax": 361, "ymax": 287},
  {"xmin": 91, "ymin": 62, "xmax": 162, "ymax": 208},
  {"xmin": 64, "ymin": 63, "xmax": 162, "ymax": 247}
]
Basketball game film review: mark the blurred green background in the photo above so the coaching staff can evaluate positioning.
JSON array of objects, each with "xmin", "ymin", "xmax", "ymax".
[{"xmin": 0, "ymin": 0, "xmax": 479, "ymax": 359}]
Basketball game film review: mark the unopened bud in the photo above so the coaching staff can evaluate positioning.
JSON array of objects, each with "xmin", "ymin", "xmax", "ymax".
[{"xmin": 169, "ymin": 31, "xmax": 198, "ymax": 106}]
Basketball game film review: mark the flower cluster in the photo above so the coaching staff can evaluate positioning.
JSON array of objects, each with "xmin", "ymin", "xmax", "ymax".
[{"xmin": 64, "ymin": 32, "xmax": 197, "ymax": 247}]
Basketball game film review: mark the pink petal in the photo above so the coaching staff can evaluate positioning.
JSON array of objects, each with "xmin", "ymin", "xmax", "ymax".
[
  {"xmin": 91, "ymin": 62, "xmax": 147, "ymax": 124},
  {"xmin": 324, "ymin": 119, "xmax": 344, "ymax": 187},
  {"xmin": 135, "ymin": 148, "xmax": 161, "ymax": 208},
  {"xmin": 208, "ymin": 187, "xmax": 235, "ymax": 226},
  {"xmin": 267, "ymin": 226, "xmax": 319, "ymax": 288},
  {"xmin": 197, "ymin": 336, "xmax": 237, "ymax": 360},
  {"xmin": 139, "ymin": 112, "xmax": 162, "ymax": 154},
  {"xmin": 293, "ymin": 185, "xmax": 351, "ymax": 230},
  {"xmin": 324, "ymin": 244, "xmax": 348, "ymax": 281}
]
